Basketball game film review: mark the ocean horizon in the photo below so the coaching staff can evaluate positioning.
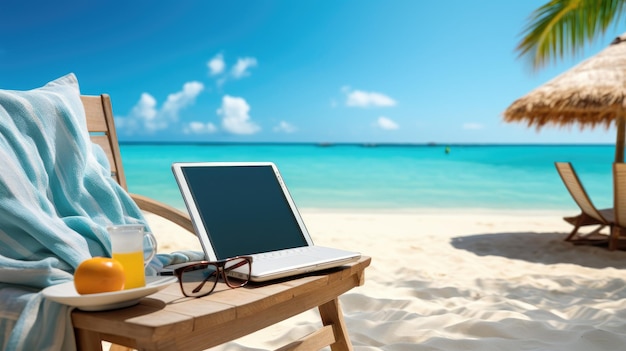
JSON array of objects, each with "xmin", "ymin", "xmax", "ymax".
[{"xmin": 120, "ymin": 143, "xmax": 616, "ymax": 213}]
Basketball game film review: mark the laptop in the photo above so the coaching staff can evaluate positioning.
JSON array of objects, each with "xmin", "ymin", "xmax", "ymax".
[{"xmin": 170, "ymin": 162, "xmax": 361, "ymax": 282}]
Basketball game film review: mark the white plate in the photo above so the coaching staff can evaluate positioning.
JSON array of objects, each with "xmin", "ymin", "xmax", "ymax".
[{"xmin": 42, "ymin": 276, "xmax": 178, "ymax": 311}]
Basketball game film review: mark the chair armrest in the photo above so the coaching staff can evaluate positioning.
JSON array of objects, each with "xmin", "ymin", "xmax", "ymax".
[{"xmin": 129, "ymin": 193, "xmax": 195, "ymax": 235}]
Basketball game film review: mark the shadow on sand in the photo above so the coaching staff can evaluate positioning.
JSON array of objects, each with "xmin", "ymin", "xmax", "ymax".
[{"xmin": 450, "ymin": 231, "xmax": 626, "ymax": 269}]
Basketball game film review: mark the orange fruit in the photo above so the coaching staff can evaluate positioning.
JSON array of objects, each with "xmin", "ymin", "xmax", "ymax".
[{"xmin": 74, "ymin": 257, "xmax": 126, "ymax": 294}]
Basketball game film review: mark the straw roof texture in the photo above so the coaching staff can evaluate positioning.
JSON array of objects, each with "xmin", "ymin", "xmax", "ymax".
[{"xmin": 504, "ymin": 33, "xmax": 626, "ymax": 130}]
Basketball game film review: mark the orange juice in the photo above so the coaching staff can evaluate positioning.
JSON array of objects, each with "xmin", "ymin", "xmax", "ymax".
[{"xmin": 113, "ymin": 251, "xmax": 145, "ymax": 289}]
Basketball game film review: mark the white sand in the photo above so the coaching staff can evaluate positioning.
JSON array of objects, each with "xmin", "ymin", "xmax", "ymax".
[{"xmin": 143, "ymin": 209, "xmax": 626, "ymax": 350}]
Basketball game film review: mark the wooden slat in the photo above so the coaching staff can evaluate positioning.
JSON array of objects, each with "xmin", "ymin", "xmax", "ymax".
[
  {"xmin": 98, "ymin": 94, "xmax": 127, "ymax": 190},
  {"xmin": 81, "ymin": 96, "xmax": 109, "ymax": 132},
  {"xmin": 276, "ymin": 325, "xmax": 336, "ymax": 351},
  {"xmin": 318, "ymin": 298, "xmax": 353, "ymax": 351},
  {"xmin": 614, "ymin": 163, "xmax": 626, "ymax": 226},
  {"xmin": 80, "ymin": 94, "xmax": 127, "ymax": 190},
  {"xmin": 612, "ymin": 163, "xmax": 626, "ymax": 250}
]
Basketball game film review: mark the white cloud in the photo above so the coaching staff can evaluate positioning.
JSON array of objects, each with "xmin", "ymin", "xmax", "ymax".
[
  {"xmin": 207, "ymin": 53, "xmax": 225, "ymax": 76},
  {"xmin": 345, "ymin": 89, "xmax": 397, "ymax": 107},
  {"xmin": 130, "ymin": 92, "xmax": 165, "ymax": 132},
  {"xmin": 161, "ymin": 81, "xmax": 204, "ymax": 120},
  {"xmin": 231, "ymin": 57, "xmax": 257, "ymax": 79},
  {"xmin": 463, "ymin": 123, "xmax": 484, "ymax": 130},
  {"xmin": 131, "ymin": 93, "xmax": 157, "ymax": 121},
  {"xmin": 119, "ymin": 81, "xmax": 204, "ymax": 133},
  {"xmin": 217, "ymin": 95, "xmax": 260, "ymax": 135},
  {"xmin": 184, "ymin": 121, "xmax": 218, "ymax": 134},
  {"xmin": 273, "ymin": 121, "xmax": 297, "ymax": 133},
  {"xmin": 376, "ymin": 116, "xmax": 399, "ymax": 130},
  {"xmin": 208, "ymin": 54, "xmax": 258, "ymax": 86}
]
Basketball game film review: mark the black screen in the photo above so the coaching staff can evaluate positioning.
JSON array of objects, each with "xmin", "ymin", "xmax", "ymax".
[{"xmin": 182, "ymin": 165, "xmax": 308, "ymax": 259}]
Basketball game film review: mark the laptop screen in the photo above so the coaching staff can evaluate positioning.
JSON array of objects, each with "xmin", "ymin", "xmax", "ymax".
[{"xmin": 180, "ymin": 164, "xmax": 309, "ymax": 259}]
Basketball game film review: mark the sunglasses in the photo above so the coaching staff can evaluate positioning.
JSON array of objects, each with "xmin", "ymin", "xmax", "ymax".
[{"xmin": 173, "ymin": 256, "xmax": 253, "ymax": 298}]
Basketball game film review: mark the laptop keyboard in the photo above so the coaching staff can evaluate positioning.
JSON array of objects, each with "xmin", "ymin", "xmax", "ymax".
[{"xmin": 255, "ymin": 247, "xmax": 312, "ymax": 261}]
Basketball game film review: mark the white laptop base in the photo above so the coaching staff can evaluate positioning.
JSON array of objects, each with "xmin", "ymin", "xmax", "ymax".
[
  {"xmin": 170, "ymin": 162, "xmax": 361, "ymax": 282},
  {"xmin": 248, "ymin": 246, "xmax": 359, "ymax": 282}
]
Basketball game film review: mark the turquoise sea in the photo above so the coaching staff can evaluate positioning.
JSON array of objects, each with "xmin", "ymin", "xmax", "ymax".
[{"xmin": 120, "ymin": 143, "xmax": 615, "ymax": 212}]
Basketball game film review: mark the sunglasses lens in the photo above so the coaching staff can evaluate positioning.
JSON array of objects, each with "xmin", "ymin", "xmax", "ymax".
[
  {"xmin": 180, "ymin": 264, "xmax": 219, "ymax": 297},
  {"xmin": 223, "ymin": 257, "xmax": 251, "ymax": 288}
]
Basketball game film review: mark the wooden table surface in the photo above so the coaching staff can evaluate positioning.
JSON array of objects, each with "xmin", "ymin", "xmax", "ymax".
[{"xmin": 72, "ymin": 256, "xmax": 371, "ymax": 351}]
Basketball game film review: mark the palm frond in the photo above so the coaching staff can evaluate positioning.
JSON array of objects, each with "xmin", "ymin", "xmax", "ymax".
[{"xmin": 516, "ymin": 0, "xmax": 626, "ymax": 70}]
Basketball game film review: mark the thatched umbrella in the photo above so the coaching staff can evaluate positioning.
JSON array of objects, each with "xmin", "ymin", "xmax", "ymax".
[{"xmin": 504, "ymin": 33, "xmax": 626, "ymax": 163}]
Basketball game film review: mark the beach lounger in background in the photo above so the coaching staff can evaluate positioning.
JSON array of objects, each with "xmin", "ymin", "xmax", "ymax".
[
  {"xmin": 611, "ymin": 163, "xmax": 626, "ymax": 250},
  {"xmin": 555, "ymin": 162, "xmax": 613, "ymax": 245}
]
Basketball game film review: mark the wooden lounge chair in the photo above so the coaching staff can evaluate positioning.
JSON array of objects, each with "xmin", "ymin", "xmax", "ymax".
[
  {"xmin": 555, "ymin": 162, "xmax": 614, "ymax": 244},
  {"xmin": 611, "ymin": 163, "xmax": 626, "ymax": 250},
  {"xmin": 80, "ymin": 94, "xmax": 369, "ymax": 351}
]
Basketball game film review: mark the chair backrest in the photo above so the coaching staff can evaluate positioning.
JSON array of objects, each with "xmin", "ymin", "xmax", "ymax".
[
  {"xmin": 555, "ymin": 162, "xmax": 607, "ymax": 223},
  {"xmin": 80, "ymin": 94, "xmax": 128, "ymax": 191},
  {"xmin": 614, "ymin": 163, "xmax": 626, "ymax": 226}
]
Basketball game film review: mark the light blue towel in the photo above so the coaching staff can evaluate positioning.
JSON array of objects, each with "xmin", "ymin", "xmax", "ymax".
[{"xmin": 0, "ymin": 73, "xmax": 198, "ymax": 350}]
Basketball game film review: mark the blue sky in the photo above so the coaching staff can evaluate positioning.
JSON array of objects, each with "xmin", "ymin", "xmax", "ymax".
[{"xmin": 1, "ymin": 1, "xmax": 625, "ymax": 144}]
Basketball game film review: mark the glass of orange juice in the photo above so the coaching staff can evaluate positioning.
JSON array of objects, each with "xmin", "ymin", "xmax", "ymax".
[{"xmin": 107, "ymin": 224, "xmax": 157, "ymax": 290}]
